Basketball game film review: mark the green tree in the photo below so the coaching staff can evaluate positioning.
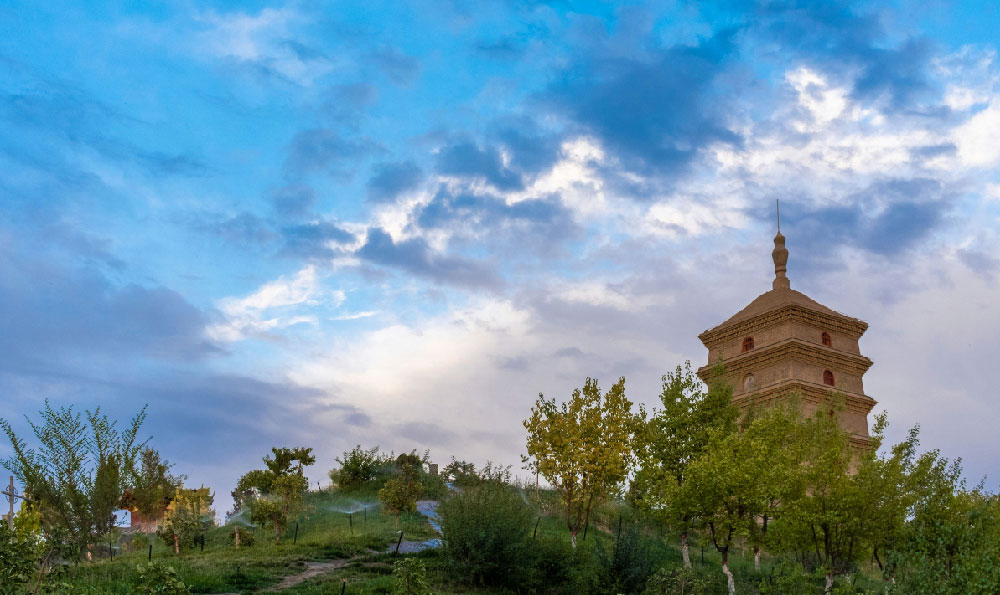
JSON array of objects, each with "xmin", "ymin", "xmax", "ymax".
[
  {"xmin": 157, "ymin": 486, "xmax": 215, "ymax": 552},
  {"xmin": 0, "ymin": 401, "xmax": 147, "ymax": 560},
  {"xmin": 232, "ymin": 447, "xmax": 313, "ymax": 542},
  {"xmin": 122, "ymin": 448, "xmax": 182, "ymax": 536},
  {"xmin": 524, "ymin": 376, "xmax": 643, "ymax": 547},
  {"xmin": 632, "ymin": 362, "xmax": 738, "ymax": 567},
  {"xmin": 393, "ymin": 557, "xmax": 432, "ymax": 595},
  {"xmin": 682, "ymin": 403, "xmax": 804, "ymax": 594},
  {"xmin": 330, "ymin": 445, "xmax": 392, "ymax": 490}
]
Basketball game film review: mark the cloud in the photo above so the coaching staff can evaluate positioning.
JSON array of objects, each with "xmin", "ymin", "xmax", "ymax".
[
  {"xmin": 284, "ymin": 129, "xmax": 376, "ymax": 174},
  {"xmin": 0, "ymin": 226, "xmax": 216, "ymax": 373},
  {"xmin": 209, "ymin": 265, "xmax": 341, "ymax": 342},
  {"xmin": 367, "ymin": 161, "xmax": 423, "ymax": 203},
  {"xmin": 436, "ymin": 141, "xmax": 524, "ymax": 190},
  {"xmin": 270, "ymin": 184, "xmax": 317, "ymax": 219},
  {"xmin": 357, "ymin": 227, "xmax": 502, "ymax": 288},
  {"xmin": 542, "ymin": 28, "xmax": 741, "ymax": 176},
  {"xmin": 369, "ymin": 45, "xmax": 421, "ymax": 86},
  {"xmin": 280, "ymin": 221, "xmax": 355, "ymax": 258}
]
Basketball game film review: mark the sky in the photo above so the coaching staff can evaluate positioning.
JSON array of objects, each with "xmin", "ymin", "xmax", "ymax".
[{"xmin": 2, "ymin": 0, "xmax": 1000, "ymax": 517}]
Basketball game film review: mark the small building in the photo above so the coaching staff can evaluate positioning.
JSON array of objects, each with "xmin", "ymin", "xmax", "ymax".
[{"xmin": 697, "ymin": 224, "xmax": 875, "ymax": 448}]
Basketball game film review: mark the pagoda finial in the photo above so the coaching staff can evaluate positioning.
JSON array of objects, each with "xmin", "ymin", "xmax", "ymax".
[{"xmin": 772, "ymin": 200, "xmax": 789, "ymax": 290}]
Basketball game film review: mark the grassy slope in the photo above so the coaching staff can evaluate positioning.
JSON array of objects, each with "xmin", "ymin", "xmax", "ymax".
[{"xmin": 55, "ymin": 488, "xmax": 887, "ymax": 594}]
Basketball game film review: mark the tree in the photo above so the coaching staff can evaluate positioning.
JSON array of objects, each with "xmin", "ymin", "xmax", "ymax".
[
  {"xmin": 157, "ymin": 486, "xmax": 215, "ymax": 553},
  {"xmin": 330, "ymin": 445, "xmax": 392, "ymax": 490},
  {"xmin": 523, "ymin": 376, "xmax": 642, "ymax": 547},
  {"xmin": 122, "ymin": 448, "xmax": 182, "ymax": 535},
  {"xmin": 632, "ymin": 362, "xmax": 737, "ymax": 567},
  {"xmin": 0, "ymin": 401, "xmax": 147, "ymax": 560},
  {"xmin": 682, "ymin": 403, "xmax": 804, "ymax": 594},
  {"xmin": 232, "ymin": 447, "xmax": 313, "ymax": 542}
]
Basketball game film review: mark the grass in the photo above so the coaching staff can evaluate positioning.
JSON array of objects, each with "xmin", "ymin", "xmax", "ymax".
[
  {"xmin": 45, "ymin": 487, "xmax": 891, "ymax": 594},
  {"xmin": 52, "ymin": 488, "xmax": 440, "ymax": 594}
]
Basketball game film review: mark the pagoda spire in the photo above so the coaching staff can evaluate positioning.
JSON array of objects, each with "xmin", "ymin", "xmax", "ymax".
[{"xmin": 772, "ymin": 200, "xmax": 790, "ymax": 290}]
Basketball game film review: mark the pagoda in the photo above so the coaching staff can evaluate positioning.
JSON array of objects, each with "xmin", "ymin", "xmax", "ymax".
[{"xmin": 696, "ymin": 211, "xmax": 875, "ymax": 447}]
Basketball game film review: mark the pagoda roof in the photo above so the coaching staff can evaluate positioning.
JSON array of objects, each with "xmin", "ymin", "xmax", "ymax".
[{"xmin": 700, "ymin": 285, "xmax": 867, "ymax": 341}]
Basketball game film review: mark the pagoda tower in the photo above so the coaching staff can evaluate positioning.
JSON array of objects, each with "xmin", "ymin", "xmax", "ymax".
[{"xmin": 696, "ymin": 213, "xmax": 876, "ymax": 448}]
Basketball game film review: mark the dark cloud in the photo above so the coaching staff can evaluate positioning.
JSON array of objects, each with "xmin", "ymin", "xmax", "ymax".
[
  {"xmin": 436, "ymin": 141, "xmax": 524, "ymax": 190},
  {"xmin": 271, "ymin": 184, "xmax": 317, "ymax": 219},
  {"xmin": 0, "ymin": 235, "xmax": 216, "ymax": 373},
  {"xmin": 367, "ymin": 161, "xmax": 423, "ymax": 203},
  {"xmin": 417, "ymin": 187, "xmax": 569, "ymax": 233},
  {"xmin": 745, "ymin": 0, "xmax": 937, "ymax": 110},
  {"xmin": 369, "ymin": 46, "xmax": 421, "ymax": 86},
  {"xmin": 329, "ymin": 83, "xmax": 378, "ymax": 108},
  {"xmin": 357, "ymin": 227, "xmax": 502, "ymax": 289},
  {"xmin": 770, "ymin": 179, "xmax": 950, "ymax": 270},
  {"xmin": 284, "ymin": 129, "xmax": 375, "ymax": 174},
  {"xmin": 280, "ymin": 221, "xmax": 355, "ymax": 259},
  {"xmin": 542, "ymin": 28, "xmax": 741, "ymax": 175},
  {"xmin": 957, "ymin": 249, "xmax": 1000, "ymax": 281}
]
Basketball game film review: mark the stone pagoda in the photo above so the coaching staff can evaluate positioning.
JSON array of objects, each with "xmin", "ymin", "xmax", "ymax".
[{"xmin": 696, "ymin": 217, "xmax": 876, "ymax": 448}]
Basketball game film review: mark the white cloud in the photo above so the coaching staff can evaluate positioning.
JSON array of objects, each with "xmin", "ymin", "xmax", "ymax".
[
  {"xmin": 208, "ymin": 265, "xmax": 342, "ymax": 341},
  {"xmin": 954, "ymin": 103, "xmax": 1000, "ymax": 166}
]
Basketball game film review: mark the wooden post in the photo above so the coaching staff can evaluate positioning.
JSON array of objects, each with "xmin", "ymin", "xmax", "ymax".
[
  {"xmin": 293, "ymin": 521, "xmax": 299, "ymax": 545},
  {"xmin": 395, "ymin": 531, "xmax": 404, "ymax": 554},
  {"xmin": 148, "ymin": 543, "xmax": 152, "ymax": 561}
]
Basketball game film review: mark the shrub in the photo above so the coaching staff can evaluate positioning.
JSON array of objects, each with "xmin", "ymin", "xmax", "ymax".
[
  {"xmin": 134, "ymin": 563, "xmax": 191, "ymax": 594},
  {"xmin": 379, "ymin": 477, "xmax": 422, "ymax": 519},
  {"xmin": 594, "ymin": 523, "xmax": 660, "ymax": 594},
  {"xmin": 644, "ymin": 567, "xmax": 717, "ymax": 595},
  {"xmin": 0, "ymin": 518, "xmax": 42, "ymax": 591},
  {"xmin": 393, "ymin": 557, "xmax": 432, "ymax": 595},
  {"xmin": 331, "ymin": 445, "xmax": 392, "ymax": 490},
  {"xmin": 438, "ymin": 478, "xmax": 535, "ymax": 588}
]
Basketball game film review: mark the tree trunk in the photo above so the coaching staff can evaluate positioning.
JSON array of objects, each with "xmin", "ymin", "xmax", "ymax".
[
  {"xmin": 825, "ymin": 571, "xmax": 834, "ymax": 593},
  {"xmin": 274, "ymin": 523, "xmax": 281, "ymax": 543},
  {"xmin": 570, "ymin": 531, "xmax": 578, "ymax": 549},
  {"xmin": 173, "ymin": 534, "xmax": 179, "ymax": 555},
  {"xmin": 234, "ymin": 527, "xmax": 240, "ymax": 548},
  {"xmin": 721, "ymin": 550, "xmax": 735, "ymax": 595},
  {"xmin": 681, "ymin": 531, "xmax": 691, "ymax": 568},
  {"xmin": 754, "ymin": 545, "xmax": 761, "ymax": 571}
]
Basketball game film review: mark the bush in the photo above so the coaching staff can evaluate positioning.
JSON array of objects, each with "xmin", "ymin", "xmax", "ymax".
[
  {"xmin": 331, "ymin": 445, "xmax": 392, "ymax": 490},
  {"xmin": 393, "ymin": 557, "xmax": 432, "ymax": 595},
  {"xmin": 134, "ymin": 563, "xmax": 191, "ymax": 594},
  {"xmin": 379, "ymin": 477, "xmax": 423, "ymax": 518},
  {"xmin": 438, "ymin": 478, "xmax": 536, "ymax": 588},
  {"xmin": 594, "ymin": 523, "xmax": 661, "ymax": 594},
  {"xmin": 0, "ymin": 518, "xmax": 42, "ymax": 591},
  {"xmin": 644, "ymin": 566, "xmax": 717, "ymax": 595}
]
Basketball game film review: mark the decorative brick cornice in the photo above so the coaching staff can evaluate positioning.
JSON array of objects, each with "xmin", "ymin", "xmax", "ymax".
[
  {"xmin": 696, "ymin": 338, "xmax": 874, "ymax": 380},
  {"xmin": 699, "ymin": 305, "xmax": 868, "ymax": 349},
  {"xmin": 729, "ymin": 380, "xmax": 877, "ymax": 417}
]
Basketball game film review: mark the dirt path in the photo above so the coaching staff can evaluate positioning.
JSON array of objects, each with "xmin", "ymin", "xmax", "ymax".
[{"xmin": 269, "ymin": 559, "xmax": 352, "ymax": 590}]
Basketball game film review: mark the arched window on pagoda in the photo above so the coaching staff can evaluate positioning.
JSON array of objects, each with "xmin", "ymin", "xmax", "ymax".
[
  {"xmin": 821, "ymin": 332, "xmax": 832, "ymax": 347},
  {"xmin": 742, "ymin": 336, "xmax": 754, "ymax": 352},
  {"xmin": 743, "ymin": 373, "xmax": 756, "ymax": 391},
  {"xmin": 823, "ymin": 369, "xmax": 835, "ymax": 386}
]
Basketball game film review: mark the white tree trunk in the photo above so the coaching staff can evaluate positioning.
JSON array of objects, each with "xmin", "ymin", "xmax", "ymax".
[
  {"xmin": 754, "ymin": 546, "xmax": 761, "ymax": 571},
  {"xmin": 722, "ymin": 563, "xmax": 735, "ymax": 595},
  {"xmin": 570, "ymin": 532, "xmax": 577, "ymax": 549},
  {"xmin": 681, "ymin": 532, "xmax": 691, "ymax": 568},
  {"xmin": 825, "ymin": 572, "xmax": 834, "ymax": 593},
  {"xmin": 234, "ymin": 527, "xmax": 240, "ymax": 548}
]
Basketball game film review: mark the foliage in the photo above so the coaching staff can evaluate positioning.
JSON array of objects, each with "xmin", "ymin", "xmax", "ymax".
[
  {"xmin": 393, "ymin": 557, "xmax": 432, "ymax": 595},
  {"xmin": 0, "ymin": 512, "xmax": 44, "ymax": 594},
  {"xmin": 524, "ymin": 376, "xmax": 643, "ymax": 545},
  {"xmin": 157, "ymin": 486, "xmax": 215, "ymax": 550},
  {"xmin": 442, "ymin": 457, "xmax": 480, "ymax": 488},
  {"xmin": 0, "ymin": 401, "xmax": 147, "ymax": 560},
  {"xmin": 682, "ymin": 401, "xmax": 804, "ymax": 593},
  {"xmin": 232, "ymin": 447, "xmax": 314, "ymax": 542},
  {"xmin": 632, "ymin": 362, "xmax": 737, "ymax": 566},
  {"xmin": 123, "ymin": 448, "xmax": 181, "ymax": 530},
  {"xmin": 133, "ymin": 563, "xmax": 192, "ymax": 594},
  {"xmin": 643, "ymin": 566, "xmax": 716, "ymax": 595},
  {"xmin": 378, "ymin": 477, "xmax": 422, "ymax": 518},
  {"xmin": 438, "ymin": 473, "xmax": 535, "ymax": 587},
  {"xmin": 331, "ymin": 444, "xmax": 393, "ymax": 490},
  {"xmin": 593, "ymin": 522, "xmax": 660, "ymax": 594}
]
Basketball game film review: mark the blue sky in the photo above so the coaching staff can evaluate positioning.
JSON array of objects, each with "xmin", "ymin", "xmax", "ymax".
[{"xmin": 2, "ymin": 0, "xmax": 1000, "ymax": 515}]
